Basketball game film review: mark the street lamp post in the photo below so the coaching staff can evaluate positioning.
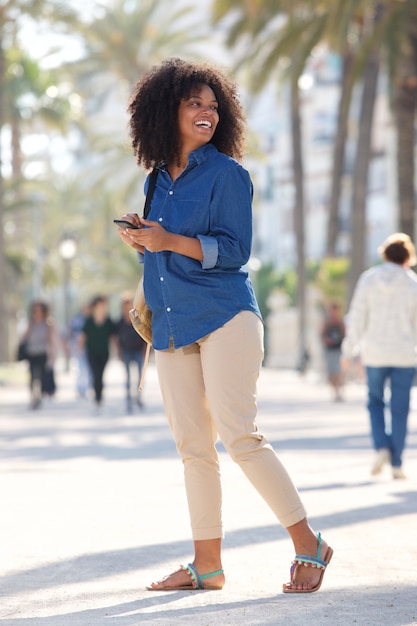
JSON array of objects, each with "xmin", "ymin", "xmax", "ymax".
[{"xmin": 59, "ymin": 236, "xmax": 77, "ymax": 371}]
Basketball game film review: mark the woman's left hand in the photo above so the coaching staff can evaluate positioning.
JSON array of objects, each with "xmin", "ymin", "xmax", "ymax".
[{"xmin": 123, "ymin": 218, "xmax": 172, "ymax": 252}]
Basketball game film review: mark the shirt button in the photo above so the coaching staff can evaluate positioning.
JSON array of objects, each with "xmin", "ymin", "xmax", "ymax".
[
  {"xmin": 166, "ymin": 307, "xmax": 171, "ymax": 312},
  {"xmin": 168, "ymin": 190, "xmax": 174, "ymax": 195},
  {"xmin": 160, "ymin": 276, "xmax": 164, "ymax": 281},
  {"xmin": 158, "ymin": 217, "xmax": 163, "ymax": 222}
]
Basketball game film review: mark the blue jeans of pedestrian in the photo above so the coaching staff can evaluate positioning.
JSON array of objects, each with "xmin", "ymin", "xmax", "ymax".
[
  {"xmin": 365, "ymin": 366, "xmax": 415, "ymax": 467},
  {"xmin": 121, "ymin": 349, "xmax": 145, "ymax": 405}
]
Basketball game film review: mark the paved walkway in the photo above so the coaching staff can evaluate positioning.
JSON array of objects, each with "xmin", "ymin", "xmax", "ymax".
[{"xmin": 0, "ymin": 358, "xmax": 416, "ymax": 626}]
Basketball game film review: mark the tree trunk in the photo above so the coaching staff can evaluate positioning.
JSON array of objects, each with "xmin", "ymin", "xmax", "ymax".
[
  {"xmin": 395, "ymin": 83, "xmax": 417, "ymax": 236},
  {"xmin": 11, "ymin": 112, "xmax": 23, "ymax": 179},
  {"xmin": 326, "ymin": 50, "xmax": 354, "ymax": 257},
  {"xmin": 290, "ymin": 77, "xmax": 307, "ymax": 372},
  {"xmin": 348, "ymin": 50, "xmax": 380, "ymax": 304},
  {"xmin": 0, "ymin": 40, "xmax": 8, "ymax": 361},
  {"xmin": 394, "ymin": 34, "xmax": 417, "ymax": 238}
]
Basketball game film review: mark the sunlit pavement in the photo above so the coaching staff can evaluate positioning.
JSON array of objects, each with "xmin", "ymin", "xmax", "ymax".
[{"xmin": 1, "ymin": 357, "xmax": 416, "ymax": 626}]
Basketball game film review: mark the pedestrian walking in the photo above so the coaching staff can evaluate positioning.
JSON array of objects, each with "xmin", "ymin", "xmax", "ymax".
[
  {"xmin": 69, "ymin": 303, "xmax": 92, "ymax": 398},
  {"xmin": 342, "ymin": 232, "xmax": 417, "ymax": 479},
  {"xmin": 116, "ymin": 58, "xmax": 332, "ymax": 593},
  {"xmin": 19, "ymin": 300, "xmax": 57, "ymax": 409},
  {"xmin": 116, "ymin": 293, "xmax": 147, "ymax": 412},
  {"xmin": 78, "ymin": 295, "xmax": 117, "ymax": 411},
  {"xmin": 321, "ymin": 302, "xmax": 345, "ymax": 402}
]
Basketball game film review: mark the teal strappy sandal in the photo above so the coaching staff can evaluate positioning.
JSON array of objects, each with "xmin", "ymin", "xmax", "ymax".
[
  {"xmin": 146, "ymin": 562, "xmax": 224, "ymax": 591},
  {"xmin": 283, "ymin": 532, "xmax": 333, "ymax": 594}
]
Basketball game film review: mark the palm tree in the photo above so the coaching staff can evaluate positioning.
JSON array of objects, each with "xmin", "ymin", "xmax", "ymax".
[
  {"xmin": 51, "ymin": 0, "xmax": 216, "ymax": 294},
  {"xmin": 0, "ymin": 41, "xmax": 7, "ymax": 361},
  {"xmin": 390, "ymin": 3, "xmax": 417, "ymax": 237},
  {"xmin": 4, "ymin": 0, "xmax": 214, "ymax": 320},
  {"xmin": 211, "ymin": 0, "xmax": 332, "ymax": 367},
  {"xmin": 4, "ymin": 47, "xmax": 74, "ymax": 180},
  {"xmin": 348, "ymin": 40, "xmax": 381, "ymax": 301},
  {"xmin": 347, "ymin": 1, "xmax": 417, "ymax": 299},
  {"xmin": 70, "ymin": 0, "xmax": 208, "ymax": 88},
  {"xmin": 62, "ymin": 0, "xmax": 211, "ymax": 212},
  {"xmin": 317, "ymin": 1, "xmax": 385, "ymax": 258},
  {"xmin": 0, "ymin": 0, "xmax": 78, "ymax": 360},
  {"xmin": 212, "ymin": 1, "xmax": 417, "ymax": 302},
  {"xmin": 0, "ymin": 0, "xmax": 46, "ymax": 362},
  {"xmin": 326, "ymin": 0, "xmax": 417, "ymax": 264}
]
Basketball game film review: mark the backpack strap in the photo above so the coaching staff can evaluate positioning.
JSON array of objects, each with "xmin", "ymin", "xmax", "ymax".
[{"xmin": 143, "ymin": 167, "xmax": 159, "ymax": 219}]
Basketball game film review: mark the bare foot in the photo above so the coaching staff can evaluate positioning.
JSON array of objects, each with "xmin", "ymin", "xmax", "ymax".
[
  {"xmin": 147, "ymin": 566, "xmax": 193, "ymax": 590},
  {"xmin": 147, "ymin": 564, "xmax": 225, "ymax": 590},
  {"xmin": 282, "ymin": 537, "xmax": 332, "ymax": 592}
]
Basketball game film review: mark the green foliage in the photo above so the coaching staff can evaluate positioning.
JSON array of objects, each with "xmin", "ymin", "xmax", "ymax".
[
  {"xmin": 316, "ymin": 257, "xmax": 350, "ymax": 309},
  {"xmin": 254, "ymin": 263, "xmax": 297, "ymax": 318},
  {"xmin": 5, "ymin": 250, "xmax": 27, "ymax": 277},
  {"xmin": 253, "ymin": 263, "xmax": 278, "ymax": 319},
  {"xmin": 5, "ymin": 46, "xmax": 74, "ymax": 133},
  {"xmin": 1, "ymin": 0, "xmax": 416, "ymax": 350},
  {"xmin": 254, "ymin": 257, "xmax": 350, "ymax": 319}
]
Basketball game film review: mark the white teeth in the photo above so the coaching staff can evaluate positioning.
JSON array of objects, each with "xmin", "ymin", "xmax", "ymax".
[{"xmin": 196, "ymin": 120, "xmax": 212, "ymax": 128}]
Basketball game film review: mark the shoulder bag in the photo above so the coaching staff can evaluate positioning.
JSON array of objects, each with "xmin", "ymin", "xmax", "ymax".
[{"xmin": 129, "ymin": 167, "xmax": 159, "ymax": 389}]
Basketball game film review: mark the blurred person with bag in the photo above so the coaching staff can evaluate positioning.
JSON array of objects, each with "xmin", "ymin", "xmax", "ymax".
[{"xmin": 20, "ymin": 300, "xmax": 56, "ymax": 409}]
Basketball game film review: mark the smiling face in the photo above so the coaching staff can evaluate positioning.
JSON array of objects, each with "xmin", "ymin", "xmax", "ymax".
[{"xmin": 177, "ymin": 83, "xmax": 219, "ymax": 155}]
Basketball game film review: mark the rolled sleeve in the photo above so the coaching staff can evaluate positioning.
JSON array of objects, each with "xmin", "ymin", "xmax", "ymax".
[{"xmin": 197, "ymin": 234, "xmax": 218, "ymax": 269}]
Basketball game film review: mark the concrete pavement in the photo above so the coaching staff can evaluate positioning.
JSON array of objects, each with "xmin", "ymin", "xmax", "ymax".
[{"xmin": 0, "ymin": 357, "xmax": 416, "ymax": 626}]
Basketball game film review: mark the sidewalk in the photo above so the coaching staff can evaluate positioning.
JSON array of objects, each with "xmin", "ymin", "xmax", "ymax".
[{"xmin": 0, "ymin": 358, "xmax": 416, "ymax": 626}]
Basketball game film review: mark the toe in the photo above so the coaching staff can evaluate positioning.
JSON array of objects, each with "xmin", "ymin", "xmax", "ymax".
[
  {"xmin": 283, "ymin": 579, "xmax": 314, "ymax": 592},
  {"xmin": 147, "ymin": 566, "xmax": 191, "ymax": 590}
]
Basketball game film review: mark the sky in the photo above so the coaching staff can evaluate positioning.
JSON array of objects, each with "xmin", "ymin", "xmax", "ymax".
[
  {"xmin": 18, "ymin": 0, "xmax": 227, "ymax": 69},
  {"xmin": 18, "ymin": 1, "xmax": 158, "ymax": 68}
]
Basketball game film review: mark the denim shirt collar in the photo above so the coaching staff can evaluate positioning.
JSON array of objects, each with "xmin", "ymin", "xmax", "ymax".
[{"xmin": 159, "ymin": 143, "xmax": 217, "ymax": 173}]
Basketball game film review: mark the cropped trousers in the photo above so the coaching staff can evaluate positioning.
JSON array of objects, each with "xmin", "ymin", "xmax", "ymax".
[{"xmin": 155, "ymin": 311, "xmax": 306, "ymax": 541}]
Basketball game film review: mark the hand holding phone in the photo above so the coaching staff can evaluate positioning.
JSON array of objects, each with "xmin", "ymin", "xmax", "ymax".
[{"xmin": 113, "ymin": 219, "xmax": 140, "ymax": 230}]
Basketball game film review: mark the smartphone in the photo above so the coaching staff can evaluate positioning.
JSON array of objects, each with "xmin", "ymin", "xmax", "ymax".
[{"xmin": 113, "ymin": 219, "xmax": 140, "ymax": 230}]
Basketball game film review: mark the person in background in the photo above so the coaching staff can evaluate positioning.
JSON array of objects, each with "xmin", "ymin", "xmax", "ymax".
[
  {"xmin": 116, "ymin": 293, "xmax": 147, "ymax": 412},
  {"xmin": 69, "ymin": 303, "xmax": 92, "ymax": 398},
  {"xmin": 117, "ymin": 58, "xmax": 333, "ymax": 593},
  {"xmin": 78, "ymin": 295, "xmax": 117, "ymax": 411},
  {"xmin": 320, "ymin": 302, "xmax": 345, "ymax": 402},
  {"xmin": 42, "ymin": 321, "xmax": 61, "ymax": 399},
  {"xmin": 21, "ymin": 300, "xmax": 56, "ymax": 409},
  {"xmin": 342, "ymin": 233, "xmax": 417, "ymax": 479}
]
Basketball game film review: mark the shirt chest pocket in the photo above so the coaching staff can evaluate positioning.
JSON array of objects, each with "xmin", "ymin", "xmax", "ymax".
[{"xmin": 165, "ymin": 196, "xmax": 210, "ymax": 236}]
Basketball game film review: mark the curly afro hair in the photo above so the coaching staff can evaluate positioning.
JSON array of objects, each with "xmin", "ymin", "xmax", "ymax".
[{"xmin": 127, "ymin": 58, "xmax": 247, "ymax": 169}]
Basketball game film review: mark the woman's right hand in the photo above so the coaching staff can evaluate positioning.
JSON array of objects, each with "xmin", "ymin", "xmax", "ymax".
[{"xmin": 116, "ymin": 213, "xmax": 144, "ymax": 252}]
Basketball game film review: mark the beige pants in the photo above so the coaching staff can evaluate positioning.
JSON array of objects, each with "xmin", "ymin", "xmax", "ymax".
[{"xmin": 155, "ymin": 311, "xmax": 306, "ymax": 541}]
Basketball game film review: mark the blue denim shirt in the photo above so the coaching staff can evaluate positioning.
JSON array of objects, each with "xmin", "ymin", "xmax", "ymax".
[{"xmin": 142, "ymin": 143, "xmax": 261, "ymax": 350}]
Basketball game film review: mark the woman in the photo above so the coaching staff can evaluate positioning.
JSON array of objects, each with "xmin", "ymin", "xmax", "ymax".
[
  {"xmin": 117, "ymin": 58, "xmax": 332, "ymax": 593},
  {"xmin": 21, "ymin": 300, "xmax": 56, "ymax": 409},
  {"xmin": 342, "ymin": 233, "xmax": 417, "ymax": 479},
  {"xmin": 78, "ymin": 295, "xmax": 117, "ymax": 410}
]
